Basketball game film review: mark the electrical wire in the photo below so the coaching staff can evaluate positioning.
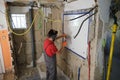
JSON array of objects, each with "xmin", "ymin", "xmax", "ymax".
[
  {"xmin": 74, "ymin": 11, "xmax": 97, "ymax": 39},
  {"xmin": 69, "ymin": 5, "xmax": 98, "ymax": 21}
]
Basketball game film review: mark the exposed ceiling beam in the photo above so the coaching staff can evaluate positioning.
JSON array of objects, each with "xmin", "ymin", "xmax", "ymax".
[{"xmin": 7, "ymin": 2, "xmax": 31, "ymax": 6}]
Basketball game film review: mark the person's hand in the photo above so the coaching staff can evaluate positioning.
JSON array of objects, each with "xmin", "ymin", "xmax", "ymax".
[
  {"xmin": 62, "ymin": 34, "xmax": 67, "ymax": 38},
  {"xmin": 62, "ymin": 41, "xmax": 67, "ymax": 47}
]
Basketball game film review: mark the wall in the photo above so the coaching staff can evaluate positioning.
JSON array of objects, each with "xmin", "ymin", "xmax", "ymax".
[
  {"xmin": 64, "ymin": 0, "xmax": 95, "ymax": 11},
  {"xmin": 52, "ymin": 0, "xmax": 115, "ymax": 80},
  {"xmin": 98, "ymin": 0, "xmax": 112, "ymax": 23},
  {"xmin": 94, "ymin": 0, "xmax": 112, "ymax": 79},
  {"xmin": 57, "ymin": 0, "xmax": 97, "ymax": 80},
  {"xmin": 0, "ymin": 0, "xmax": 8, "ymax": 30},
  {"xmin": 35, "ymin": 0, "xmax": 106, "ymax": 80}
]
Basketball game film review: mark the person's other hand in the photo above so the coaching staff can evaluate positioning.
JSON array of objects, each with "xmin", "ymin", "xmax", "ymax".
[{"xmin": 62, "ymin": 41, "xmax": 67, "ymax": 47}]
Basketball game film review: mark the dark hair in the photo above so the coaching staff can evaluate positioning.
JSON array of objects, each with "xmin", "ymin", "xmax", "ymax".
[{"xmin": 47, "ymin": 29, "xmax": 58, "ymax": 41}]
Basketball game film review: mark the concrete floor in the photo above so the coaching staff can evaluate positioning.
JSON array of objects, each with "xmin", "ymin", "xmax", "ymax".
[
  {"xmin": 17, "ymin": 67, "xmax": 69, "ymax": 80},
  {"xmin": 0, "ymin": 74, "xmax": 3, "ymax": 80},
  {"xmin": 0, "ymin": 72, "xmax": 15, "ymax": 80},
  {"xmin": 6, "ymin": 52, "xmax": 69, "ymax": 80},
  {"xmin": 17, "ymin": 67, "xmax": 40, "ymax": 80}
]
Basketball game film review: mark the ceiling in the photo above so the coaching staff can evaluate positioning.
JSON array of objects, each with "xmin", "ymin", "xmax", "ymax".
[
  {"xmin": 5, "ymin": 0, "xmax": 78, "ymax": 8},
  {"xmin": 6, "ymin": 0, "xmax": 64, "ymax": 6}
]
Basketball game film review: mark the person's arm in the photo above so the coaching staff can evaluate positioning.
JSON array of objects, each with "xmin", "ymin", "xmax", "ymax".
[
  {"xmin": 56, "ymin": 34, "xmax": 67, "ymax": 40},
  {"xmin": 56, "ymin": 41, "xmax": 67, "ymax": 54},
  {"xmin": 56, "ymin": 46, "xmax": 64, "ymax": 54}
]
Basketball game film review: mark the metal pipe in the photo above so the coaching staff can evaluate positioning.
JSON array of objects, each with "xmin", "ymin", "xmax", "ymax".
[
  {"xmin": 106, "ymin": 24, "xmax": 117, "ymax": 80},
  {"xmin": 78, "ymin": 67, "xmax": 80, "ymax": 80},
  {"xmin": 29, "ymin": 6, "xmax": 36, "ymax": 67}
]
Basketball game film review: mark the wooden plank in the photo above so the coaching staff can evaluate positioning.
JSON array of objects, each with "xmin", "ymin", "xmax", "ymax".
[{"xmin": 0, "ymin": 30, "xmax": 12, "ymax": 72}]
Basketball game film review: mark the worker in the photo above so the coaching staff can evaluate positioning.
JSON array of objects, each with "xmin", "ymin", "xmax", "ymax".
[{"xmin": 43, "ymin": 29, "xmax": 67, "ymax": 80}]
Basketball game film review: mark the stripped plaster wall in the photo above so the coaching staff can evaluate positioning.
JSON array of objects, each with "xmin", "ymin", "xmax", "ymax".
[
  {"xmin": 46, "ymin": 1, "xmax": 102, "ymax": 80},
  {"xmin": 31, "ymin": 1, "xmax": 105, "ymax": 80},
  {"xmin": 54, "ymin": 0, "xmax": 99, "ymax": 80},
  {"xmin": 94, "ymin": 0, "xmax": 112, "ymax": 79}
]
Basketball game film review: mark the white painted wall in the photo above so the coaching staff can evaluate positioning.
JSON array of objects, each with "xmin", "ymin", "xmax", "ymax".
[
  {"xmin": 0, "ymin": 0, "xmax": 8, "ymax": 30},
  {"xmin": 0, "ymin": 44, "xmax": 5, "ymax": 73},
  {"xmin": 64, "ymin": 0, "xmax": 95, "ymax": 11},
  {"xmin": 0, "ymin": 0, "xmax": 7, "ymax": 73},
  {"xmin": 64, "ymin": 13, "xmax": 89, "ymax": 59},
  {"xmin": 64, "ymin": 0, "xmax": 95, "ymax": 59}
]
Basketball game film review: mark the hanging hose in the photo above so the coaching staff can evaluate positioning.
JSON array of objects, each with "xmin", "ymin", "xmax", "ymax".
[
  {"xmin": 6, "ymin": 7, "xmax": 61, "ymax": 36},
  {"xmin": 6, "ymin": 10, "xmax": 40, "ymax": 36},
  {"xmin": 74, "ymin": 11, "xmax": 97, "ymax": 39}
]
